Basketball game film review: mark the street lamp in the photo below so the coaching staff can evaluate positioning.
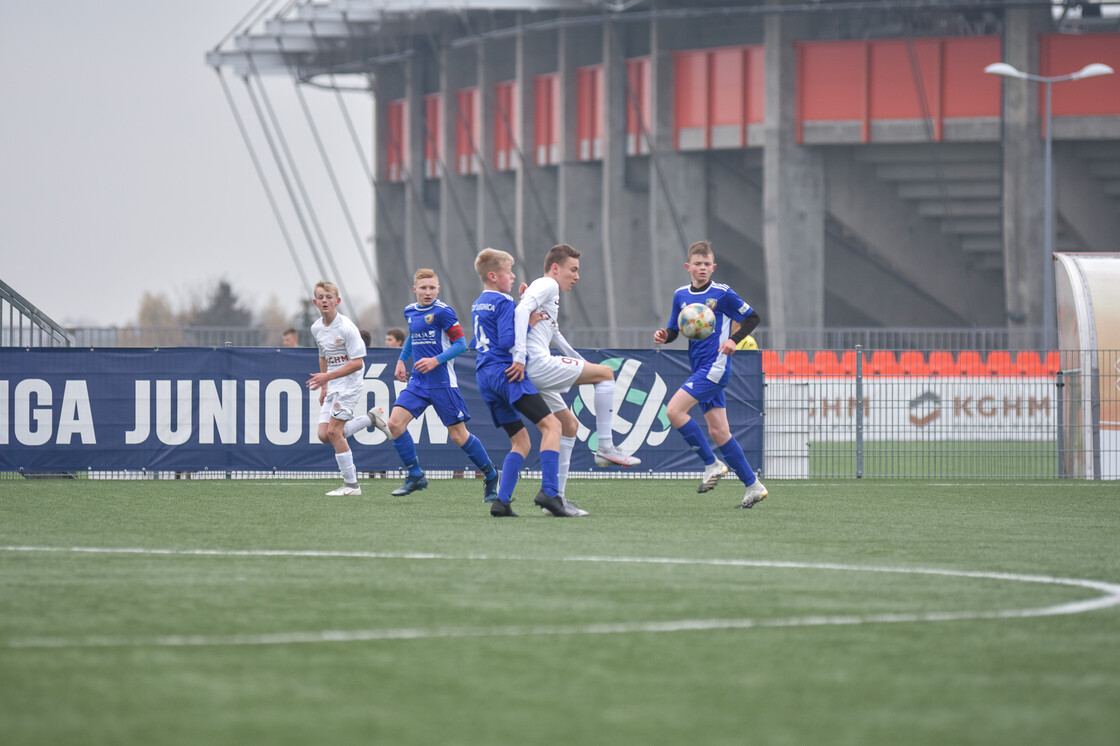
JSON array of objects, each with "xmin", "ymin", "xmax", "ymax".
[{"xmin": 984, "ymin": 61, "xmax": 1115, "ymax": 350}]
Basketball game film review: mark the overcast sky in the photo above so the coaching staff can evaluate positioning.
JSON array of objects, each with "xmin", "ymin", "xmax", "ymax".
[{"xmin": 0, "ymin": 1, "xmax": 374, "ymax": 329}]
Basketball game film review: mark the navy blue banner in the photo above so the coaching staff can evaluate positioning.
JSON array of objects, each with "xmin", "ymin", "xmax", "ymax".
[{"xmin": 0, "ymin": 348, "xmax": 762, "ymax": 474}]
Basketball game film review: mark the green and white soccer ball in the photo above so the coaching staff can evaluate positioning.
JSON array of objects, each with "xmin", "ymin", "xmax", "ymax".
[{"xmin": 678, "ymin": 303, "xmax": 716, "ymax": 340}]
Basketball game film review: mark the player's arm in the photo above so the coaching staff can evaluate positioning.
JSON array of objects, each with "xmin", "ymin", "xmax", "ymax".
[
  {"xmin": 511, "ymin": 294, "xmax": 539, "ymax": 366},
  {"xmin": 306, "ymin": 357, "xmax": 362, "ymax": 390},
  {"xmin": 415, "ymin": 320, "xmax": 467, "ymax": 373},
  {"xmin": 552, "ymin": 328, "xmax": 581, "ymax": 359},
  {"xmin": 654, "ymin": 294, "xmax": 683, "ymax": 344},
  {"xmin": 720, "ymin": 291, "xmax": 758, "ymax": 354},
  {"xmin": 395, "ymin": 335, "xmax": 412, "ymax": 382}
]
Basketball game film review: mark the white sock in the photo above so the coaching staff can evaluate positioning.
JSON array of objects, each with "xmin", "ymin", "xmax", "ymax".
[
  {"xmin": 335, "ymin": 449, "xmax": 357, "ymax": 484},
  {"xmin": 594, "ymin": 380, "xmax": 615, "ymax": 450},
  {"xmin": 343, "ymin": 414, "xmax": 371, "ymax": 438},
  {"xmin": 558, "ymin": 435, "xmax": 576, "ymax": 497}
]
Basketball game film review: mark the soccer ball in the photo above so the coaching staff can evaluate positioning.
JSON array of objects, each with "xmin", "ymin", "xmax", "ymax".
[{"xmin": 678, "ymin": 303, "xmax": 716, "ymax": 340}]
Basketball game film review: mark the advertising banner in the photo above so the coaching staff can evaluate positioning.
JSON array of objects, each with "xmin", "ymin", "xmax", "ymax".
[{"xmin": 0, "ymin": 348, "xmax": 764, "ymax": 474}]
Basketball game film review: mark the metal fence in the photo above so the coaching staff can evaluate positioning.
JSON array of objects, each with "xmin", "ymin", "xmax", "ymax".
[
  {"xmin": 761, "ymin": 347, "xmax": 1119, "ymax": 480},
  {"xmin": 0, "ymin": 279, "xmax": 74, "ymax": 347},
  {"xmin": 68, "ymin": 326, "xmax": 290, "ymax": 349}
]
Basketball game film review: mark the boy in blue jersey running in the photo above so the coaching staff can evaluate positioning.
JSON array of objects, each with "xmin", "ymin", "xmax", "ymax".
[
  {"xmin": 470, "ymin": 249, "xmax": 575, "ymax": 517},
  {"xmin": 374, "ymin": 268, "xmax": 500, "ymax": 501},
  {"xmin": 653, "ymin": 241, "xmax": 768, "ymax": 509}
]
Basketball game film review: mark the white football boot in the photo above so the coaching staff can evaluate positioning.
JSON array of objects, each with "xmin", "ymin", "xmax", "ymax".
[
  {"xmin": 698, "ymin": 459, "xmax": 729, "ymax": 493},
  {"xmin": 593, "ymin": 445, "xmax": 642, "ymax": 468},
  {"xmin": 736, "ymin": 479, "xmax": 768, "ymax": 509}
]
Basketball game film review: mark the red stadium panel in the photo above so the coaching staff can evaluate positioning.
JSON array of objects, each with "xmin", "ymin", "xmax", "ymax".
[
  {"xmin": 1045, "ymin": 350, "xmax": 1061, "ymax": 375},
  {"xmin": 456, "ymin": 87, "xmax": 480, "ymax": 175},
  {"xmin": 493, "ymin": 80, "xmax": 517, "ymax": 171},
  {"xmin": 423, "ymin": 94, "xmax": 440, "ymax": 179},
  {"xmin": 812, "ymin": 350, "xmax": 843, "ymax": 376},
  {"xmin": 941, "ymin": 37, "xmax": 1002, "ymax": 118},
  {"xmin": 626, "ymin": 57, "xmax": 652, "ymax": 155},
  {"xmin": 1042, "ymin": 33, "xmax": 1120, "ymax": 118},
  {"xmin": 533, "ymin": 74, "xmax": 560, "ymax": 166},
  {"xmin": 674, "ymin": 50, "xmax": 709, "ymax": 150},
  {"xmin": 385, "ymin": 99, "xmax": 407, "ymax": 182},
  {"xmin": 709, "ymin": 47, "xmax": 746, "ymax": 149},
  {"xmin": 577, "ymin": 65, "xmax": 603, "ymax": 161},
  {"xmin": 746, "ymin": 45, "xmax": 766, "ymax": 132},
  {"xmin": 796, "ymin": 40, "xmax": 867, "ymax": 142}
]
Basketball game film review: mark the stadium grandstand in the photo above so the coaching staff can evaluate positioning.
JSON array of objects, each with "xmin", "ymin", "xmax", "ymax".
[{"xmin": 202, "ymin": 0, "xmax": 1120, "ymax": 352}]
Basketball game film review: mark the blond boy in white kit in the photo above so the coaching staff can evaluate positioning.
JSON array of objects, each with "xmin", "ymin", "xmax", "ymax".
[{"xmin": 305, "ymin": 281, "xmax": 388, "ymax": 496}]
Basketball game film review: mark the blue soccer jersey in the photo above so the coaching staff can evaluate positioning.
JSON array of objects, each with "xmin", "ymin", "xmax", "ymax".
[
  {"xmin": 666, "ymin": 282, "xmax": 753, "ymax": 386},
  {"xmin": 470, "ymin": 289, "xmax": 517, "ymax": 370},
  {"xmin": 403, "ymin": 300, "xmax": 463, "ymax": 389}
]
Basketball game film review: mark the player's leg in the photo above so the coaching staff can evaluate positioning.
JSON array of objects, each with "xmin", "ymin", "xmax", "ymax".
[
  {"xmin": 704, "ymin": 406, "xmax": 767, "ymax": 509},
  {"xmin": 385, "ymin": 390, "xmax": 428, "ymax": 496},
  {"xmin": 571, "ymin": 362, "xmax": 641, "ymax": 467},
  {"xmin": 435, "ymin": 390, "xmax": 499, "ymax": 501},
  {"xmin": 490, "ymin": 423, "xmax": 529, "ymax": 517},
  {"xmin": 323, "ymin": 393, "xmax": 362, "ymax": 496},
  {"xmin": 343, "ymin": 404, "xmax": 391, "ymax": 439},
  {"xmin": 667, "ymin": 383, "xmax": 727, "ymax": 493}
]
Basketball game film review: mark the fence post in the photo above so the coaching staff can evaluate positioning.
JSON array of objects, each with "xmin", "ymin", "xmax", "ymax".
[
  {"xmin": 1056, "ymin": 370, "xmax": 1064, "ymax": 479},
  {"xmin": 855, "ymin": 344, "xmax": 864, "ymax": 479}
]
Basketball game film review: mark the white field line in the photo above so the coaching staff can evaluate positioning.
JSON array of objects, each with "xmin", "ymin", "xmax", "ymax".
[{"xmin": 3, "ymin": 546, "xmax": 1119, "ymax": 649}]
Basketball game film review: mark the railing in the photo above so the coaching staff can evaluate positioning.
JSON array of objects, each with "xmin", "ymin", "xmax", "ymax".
[
  {"xmin": 0, "ymin": 279, "xmax": 74, "ymax": 347},
  {"xmin": 761, "ymin": 347, "xmax": 1119, "ymax": 480},
  {"xmin": 69, "ymin": 326, "xmax": 290, "ymax": 349}
]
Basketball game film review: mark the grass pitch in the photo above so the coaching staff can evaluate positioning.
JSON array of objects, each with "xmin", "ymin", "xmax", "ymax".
[{"xmin": 1, "ymin": 476, "xmax": 1118, "ymax": 746}]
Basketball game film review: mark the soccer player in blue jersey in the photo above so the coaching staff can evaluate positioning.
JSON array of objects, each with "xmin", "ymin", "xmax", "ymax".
[
  {"xmin": 373, "ymin": 268, "xmax": 500, "ymax": 501},
  {"xmin": 470, "ymin": 249, "xmax": 574, "ymax": 517},
  {"xmin": 653, "ymin": 241, "xmax": 768, "ymax": 509}
]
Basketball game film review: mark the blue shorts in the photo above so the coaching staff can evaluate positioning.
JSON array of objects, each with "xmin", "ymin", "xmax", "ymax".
[
  {"xmin": 394, "ymin": 385, "xmax": 471, "ymax": 426},
  {"xmin": 476, "ymin": 365, "xmax": 538, "ymax": 427},
  {"xmin": 679, "ymin": 374, "xmax": 727, "ymax": 414}
]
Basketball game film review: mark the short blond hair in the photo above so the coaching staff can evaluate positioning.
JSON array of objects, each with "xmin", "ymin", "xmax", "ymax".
[
  {"xmin": 313, "ymin": 280, "xmax": 339, "ymax": 296},
  {"xmin": 475, "ymin": 248, "xmax": 514, "ymax": 281},
  {"xmin": 687, "ymin": 241, "xmax": 714, "ymax": 261},
  {"xmin": 413, "ymin": 268, "xmax": 438, "ymax": 284}
]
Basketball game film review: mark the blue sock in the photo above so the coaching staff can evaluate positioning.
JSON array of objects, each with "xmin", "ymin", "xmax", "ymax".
[
  {"xmin": 460, "ymin": 434, "xmax": 497, "ymax": 479},
  {"xmin": 499, "ymin": 452, "xmax": 524, "ymax": 503},
  {"xmin": 392, "ymin": 432, "xmax": 424, "ymax": 477},
  {"xmin": 540, "ymin": 449, "xmax": 560, "ymax": 497},
  {"xmin": 718, "ymin": 438, "xmax": 756, "ymax": 486},
  {"xmin": 678, "ymin": 419, "xmax": 716, "ymax": 465}
]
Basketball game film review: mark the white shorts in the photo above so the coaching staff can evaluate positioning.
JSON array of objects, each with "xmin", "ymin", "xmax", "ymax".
[
  {"xmin": 319, "ymin": 387, "xmax": 361, "ymax": 423},
  {"xmin": 527, "ymin": 355, "xmax": 585, "ymax": 414}
]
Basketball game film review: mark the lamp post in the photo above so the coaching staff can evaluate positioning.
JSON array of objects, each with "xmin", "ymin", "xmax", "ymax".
[{"xmin": 984, "ymin": 61, "xmax": 1114, "ymax": 350}]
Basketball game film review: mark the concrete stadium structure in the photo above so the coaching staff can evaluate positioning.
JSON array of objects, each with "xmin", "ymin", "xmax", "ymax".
[{"xmin": 208, "ymin": 1, "xmax": 1120, "ymax": 348}]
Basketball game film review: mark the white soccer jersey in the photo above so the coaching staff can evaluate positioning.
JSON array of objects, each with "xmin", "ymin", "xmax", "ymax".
[
  {"xmin": 512, "ymin": 276, "xmax": 579, "ymax": 365},
  {"xmin": 311, "ymin": 312, "xmax": 367, "ymax": 396}
]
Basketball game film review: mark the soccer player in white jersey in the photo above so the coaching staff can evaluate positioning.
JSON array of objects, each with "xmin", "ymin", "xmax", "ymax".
[
  {"xmin": 306, "ymin": 280, "xmax": 385, "ymax": 496},
  {"xmin": 653, "ymin": 241, "xmax": 768, "ymax": 509},
  {"xmin": 511, "ymin": 244, "xmax": 641, "ymax": 514}
]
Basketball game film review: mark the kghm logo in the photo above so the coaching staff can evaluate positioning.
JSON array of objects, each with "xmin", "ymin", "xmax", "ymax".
[
  {"xmin": 568, "ymin": 357, "xmax": 673, "ymax": 456},
  {"xmin": 909, "ymin": 391, "xmax": 941, "ymax": 427}
]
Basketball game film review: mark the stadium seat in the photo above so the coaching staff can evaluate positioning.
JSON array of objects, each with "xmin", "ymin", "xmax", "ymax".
[
  {"xmin": 838, "ymin": 350, "xmax": 857, "ymax": 376},
  {"xmin": 1016, "ymin": 350, "xmax": 1045, "ymax": 376},
  {"xmin": 987, "ymin": 350, "xmax": 1016, "ymax": 376},
  {"xmin": 868, "ymin": 350, "xmax": 901, "ymax": 376},
  {"xmin": 1045, "ymin": 350, "xmax": 1061, "ymax": 375},
  {"xmin": 761, "ymin": 350, "xmax": 787, "ymax": 377},
  {"xmin": 899, "ymin": 350, "xmax": 930, "ymax": 376},
  {"xmin": 783, "ymin": 350, "xmax": 812, "ymax": 376},
  {"xmin": 812, "ymin": 350, "xmax": 843, "ymax": 376},
  {"xmin": 928, "ymin": 350, "xmax": 959, "ymax": 376},
  {"xmin": 957, "ymin": 350, "xmax": 988, "ymax": 376}
]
